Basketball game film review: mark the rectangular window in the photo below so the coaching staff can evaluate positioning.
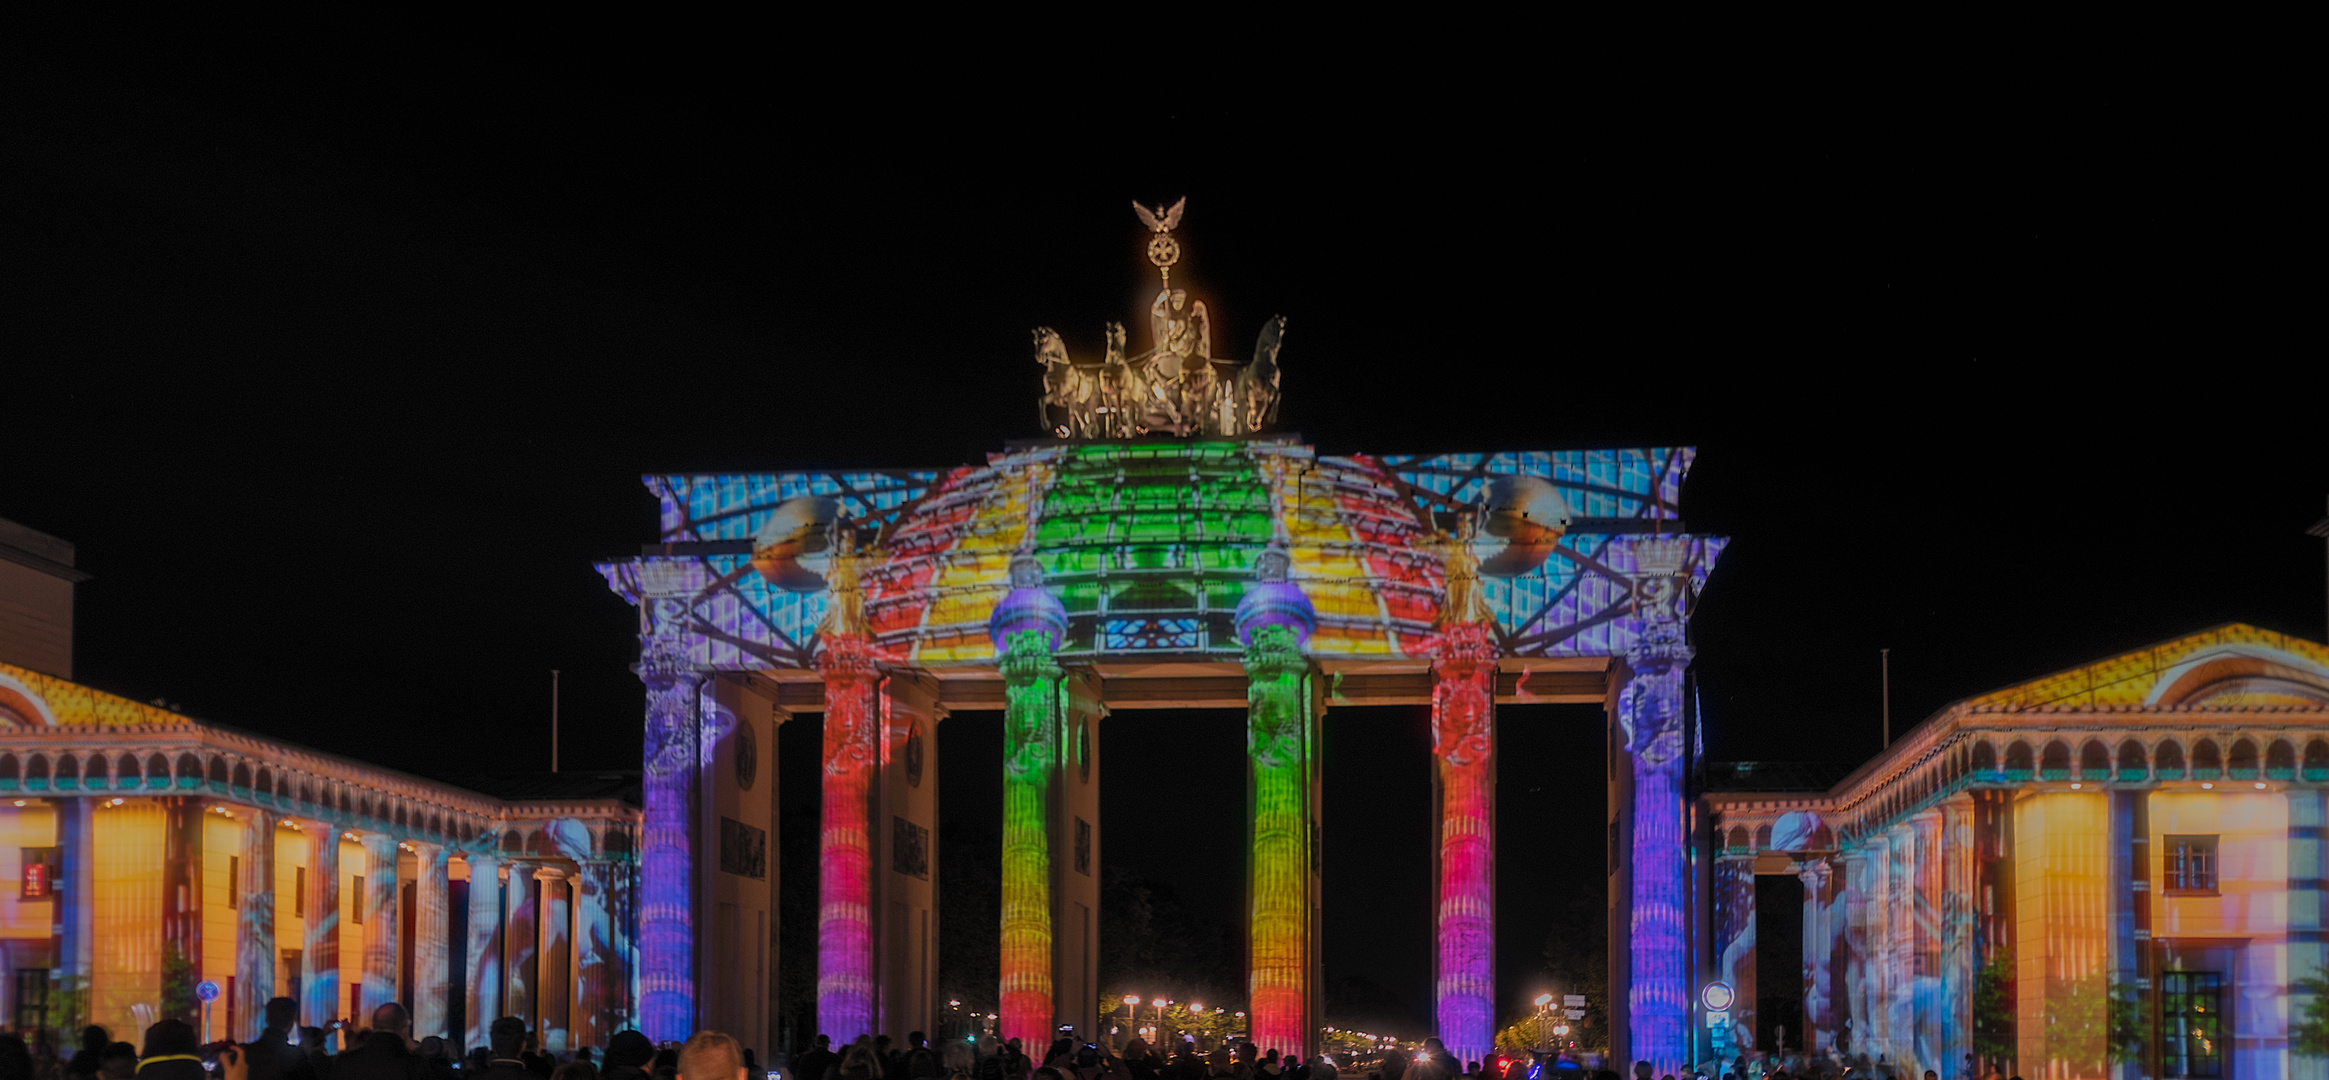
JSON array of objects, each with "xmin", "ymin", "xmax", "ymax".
[
  {"xmin": 351, "ymin": 875, "xmax": 364, "ymax": 924},
  {"xmin": 293, "ymin": 866, "xmax": 306, "ymax": 916},
  {"xmin": 2165, "ymin": 835, "xmax": 2219, "ymax": 894},
  {"xmin": 228, "ymin": 855, "xmax": 240, "ymax": 912},
  {"xmin": 12, "ymin": 969, "xmax": 48, "ymax": 1032},
  {"xmin": 2161, "ymin": 971, "xmax": 2225, "ymax": 1078}
]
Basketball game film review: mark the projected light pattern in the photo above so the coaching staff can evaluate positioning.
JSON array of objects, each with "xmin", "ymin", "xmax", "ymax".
[
  {"xmin": 817, "ymin": 633, "xmax": 881, "ymax": 1041},
  {"xmin": 997, "ymin": 630, "xmax": 1061, "ymax": 1044},
  {"xmin": 638, "ymin": 618, "xmax": 700, "ymax": 1042},
  {"xmin": 1621, "ymin": 622, "xmax": 1691, "ymax": 1069},
  {"xmin": 465, "ymin": 850, "xmax": 505, "ymax": 1049},
  {"xmin": 601, "ymin": 443, "xmax": 1721, "ymax": 667},
  {"xmin": 301, "ymin": 824, "xmax": 342, "ymax": 1027},
  {"xmin": 1244, "ymin": 624, "xmax": 1314, "ymax": 1055},
  {"xmin": 1432, "ymin": 623, "xmax": 1497, "ymax": 1063}
]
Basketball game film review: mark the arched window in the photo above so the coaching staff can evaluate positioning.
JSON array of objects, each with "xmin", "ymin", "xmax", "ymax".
[
  {"xmin": 117, "ymin": 754, "xmax": 141, "ymax": 786},
  {"xmin": 2155, "ymin": 740, "xmax": 2186, "ymax": 779},
  {"xmin": 299, "ymin": 783, "xmax": 316, "ymax": 809},
  {"xmin": 56, "ymin": 754, "xmax": 81, "ymax": 791},
  {"xmin": 231, "ymin": 763, "xmax": 252, "ymax": 794},
  {"xmin": 2192, "ymin": 739, "xmax": 2223, "ymax": 779},
  {"xmin": 603, "ymin": 827, "xmax": 633, "ymax": 856},
  {"xmin": 146, "ymin": 754, "xmax": 169, "ymax": 789},
  {"xmin": 394, "ymin": 805, "xmax": 409, "ymax": 830},
  {"xmin": 2307, "ymin": 739, "xmax": 2329, "ymax": 782},
  {"xmin": 255, "ymin": 767, "xmax": 274, "ymax": 801},
  {"xmin": 2040, "ymin": 740, "xmax": 2071, "ymax": 780},
  {"xmin": 1727, "ymin": 826, "xmax": 1749, "ymax": 851},
  {"xmin": 1754, "ymin": 823, "xmax": 1774, "ymax": 851},
  {"xmin": 2080, "ymin": 740, "xmax": 2111, "ymax": 780},
  {"xmin": 0, "ymin": 753, "xmax": 18, "ymax": 785},
  {"xmin": 176, "ymin": 754, "xmax": 202, "ymax": 789},
  {"xmin": 26, "ymin": 754, "xmax": 50, "ymax": 789},
  {"xmin": 429, "ymin": 813, "xmax": 444, "ymax": 838},
  {"xmin": 2267, "ymin": 740, "xmax": 2297, "ymax": 780},
  {"xmin": 2005, "ymin": 741, "xmax": 2034, "ymax": 778},
  {"xmin": 207, "ymin": 758, "xmax": 229, "ymax": 791},
  {"xmin": 502, "ymin": 829, "xmax": 526, "ymax": 854},
  {"xmin": 1970, "ymin": 741, "xmax": 1998, "ymax": 773},
  {"xmin": 2117, "ymin": 739, "xmax": 2147, "ymax": 781},
  {"xmin": 2227, "ymin": 739, "xmax": 2259, "ymax": 779}
]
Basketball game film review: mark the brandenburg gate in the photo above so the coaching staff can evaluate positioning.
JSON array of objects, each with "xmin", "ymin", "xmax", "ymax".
[{"xmin": 597, "ymin": 203, "xmax": 1725, "ymax": 1066}]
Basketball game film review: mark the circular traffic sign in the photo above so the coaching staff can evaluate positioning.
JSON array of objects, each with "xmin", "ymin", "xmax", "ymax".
[
  {"xmin": 1701, "ymin": 981, "xmax": 1734, "ymax": 1011},
  {"xmin": 196, "ymin": 980, "xmax": 221, "ymax": 1003}
]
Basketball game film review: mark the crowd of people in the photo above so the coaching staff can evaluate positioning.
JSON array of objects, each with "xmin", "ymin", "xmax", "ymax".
[
  {"xmin": 0, "ymin": 1016, "xmax": 2016, "ymax": 1080},
  {"xmin": 0, "ymin": 1005, "xmax": 759, "ymax": 1080}
]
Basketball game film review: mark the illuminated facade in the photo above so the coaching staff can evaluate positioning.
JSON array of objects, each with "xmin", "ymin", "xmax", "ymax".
[
  {"xmin": 594, "ymin": 204, "xmax": 1728, "ymax": 1060},
  {"xmin": 1703, "ymin": 624, "xmax": 2329, "ymax": 1080},
  {"xmin": 0, "ymin": 658, "xmax": 641, "ymax": 1049}
]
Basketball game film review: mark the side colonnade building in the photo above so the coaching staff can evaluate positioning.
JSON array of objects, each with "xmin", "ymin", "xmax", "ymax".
[
  {"xmin": 1704, "ymin": 624, "xmax": 2329, "ymax": 1080},
  {"xmin": 0, "ymin": 657, "xmax": 642, "ymax": 1051}
]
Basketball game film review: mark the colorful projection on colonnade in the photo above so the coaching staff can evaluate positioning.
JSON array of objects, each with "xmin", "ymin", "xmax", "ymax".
[{"xmin": 598, "ymin": 201, "xmax": 1728, "ymax": 1062}]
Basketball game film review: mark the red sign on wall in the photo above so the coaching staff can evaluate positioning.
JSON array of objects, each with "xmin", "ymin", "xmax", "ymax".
[{"xmin": 20, "ymin": 848, "xmax": 58, "ymax": 900}]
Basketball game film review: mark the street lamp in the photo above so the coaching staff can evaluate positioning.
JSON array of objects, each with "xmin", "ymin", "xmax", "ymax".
[{"xmin": 1532, "ymin": 994, "xmax": 1554, "ymax": 1051}]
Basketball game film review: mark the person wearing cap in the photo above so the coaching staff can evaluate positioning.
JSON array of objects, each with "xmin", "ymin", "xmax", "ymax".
[{"xmin": 603, "ymin": 1033, "xmax": 657, "ymax": 1080}]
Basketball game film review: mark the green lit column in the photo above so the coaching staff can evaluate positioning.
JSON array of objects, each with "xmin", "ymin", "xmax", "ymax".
[
  {"xmin": 1237, "ymin": 546, "xmax": 1320, "ymax": 1057},
  {"xmin": 991, "ymin": 555, "xmax": 1072, "ymax": 1045}
]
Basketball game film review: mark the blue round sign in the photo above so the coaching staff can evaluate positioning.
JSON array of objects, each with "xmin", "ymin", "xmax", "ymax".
[{"xmin": 196, "ymin": 980, "xmax": 220, "ymax": 1003}]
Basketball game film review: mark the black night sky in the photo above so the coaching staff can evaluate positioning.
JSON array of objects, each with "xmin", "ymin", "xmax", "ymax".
[{"xmin": 5, "ymin": 19, "xmax": 2319, "ymax": 1038}]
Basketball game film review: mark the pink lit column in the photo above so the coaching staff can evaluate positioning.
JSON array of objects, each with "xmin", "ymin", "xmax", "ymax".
[
  {"xmin": 1432, "ymin": 622, "xmax": 1497, "ymax": 1063},
  {"xmin": 817, "ymin": 633, "xmax": 881, "ymax": 1043}
]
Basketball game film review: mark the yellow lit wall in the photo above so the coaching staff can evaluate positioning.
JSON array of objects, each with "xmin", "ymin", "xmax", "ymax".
[
  {"xmin": 2149, "ymin": 790, "xmax": 2290, "ymax": 1060},
  {"xmin": 275, "ymin": 823, "xmax": 307, "ymax": 993},
  {"xmin": 2149, "ymin": 791, "xmax": 2288, "ymax": 937},
  {"xmin": 203, "ymin": 814, "xmax": 243, "ymax": 1002},
  {"xmin": 92, "ymin": 799, "xmax": 165, "ymax": 1037},
  {"xmin": 0, "ymin": 802, "xmax": 59, "ymax": 943},
  {"xmin": 2013, "ymin": 792, "xmax": 2108, "ymax": 1073}
]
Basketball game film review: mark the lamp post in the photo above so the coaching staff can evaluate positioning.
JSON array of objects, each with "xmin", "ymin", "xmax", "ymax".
[
  {"xmin": 1532, "ymin": 994, "xmax": 1552, "ymax": 1052},
  {"xmin": 1121, "ymin": 996, "xmax": 1140, "ymax": 1051}
]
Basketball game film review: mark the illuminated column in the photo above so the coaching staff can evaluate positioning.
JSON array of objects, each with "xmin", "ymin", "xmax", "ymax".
[
  {"xmin": 1238, "ymin": 546, "xmax": 1320, "ymax": 1057},
  {"xmin": 59, "ymin": 797, "xmax": 95, "ymax": 1003},
  {"xmin": 575, "ymin": 854, "xmax": 632, "ymax": 1049},
  {"xmin": 817, "ymin": 631, "xmax": 881, "ymax": 1042},
  {"xmin": 1431, "ymin": 619, "xmax": 1497, "ymax": 1064},
  {"xmin": 301, "ymin": 821, "xmax": 342, "ymax": 1027},
  {"xmin": 989, "ymin": 555, "xmax": 1069, "ymax": 1047},
  {"xmin": 411, "ymin": 842, "xmax": 452, "ymax": 1040},
  {"xmin": 2290, "ymin": 791, "xmax": 2328, "ymax": 1080},
  {"xmin": 1864, "ymin": 837, "xmax": 1891, "ymax": 1056},
  {"xmin": 233, "ymin": 810, "xmax": 277, "ymax": 1041},
  {"xmin": 1618, "ymin": 537, "xmax": 1695, "ymax": 1069},
  {"xmin": 359, "ymin": 833, "xmax": 399, "ymax": 1015},
  {"xmin": 636, "ymin": 561, "xmax": 703, "ymax": 1042},
  {"xmin": 1912, "ymin": 810, "xmax": 1941, "ymax": 1070},
  {"xmin": 538, "ymin": 868, "xmax": 572, "ymax": 1052},
  {"xmin": 1798, "ymin": 862, "xmax": 1830, "ymax": 1053},
  {"xmin": 1938, "ymin": 796, "xmax": 1975, "ymax": 1075},
  {"xmin": 162, "ymin": 798, "xmax": 204, "ymax": 1008},
  {"xmin": 504, "ymin": 860, "xmax": 540, "ymax": 1031},
  {"xmin": 1839, "ymin": 852, "xmax": 1870, "ymax": 1055},
  {"xmin": 1884, "ymin": 823, "xmax": 1913, "ymax": 1065},
  {"xmin": 463, "ymin": 850, "xmax": 505, "ymax": 1050}
]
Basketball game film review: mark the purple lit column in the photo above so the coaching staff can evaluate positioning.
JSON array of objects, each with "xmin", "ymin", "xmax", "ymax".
[
  {"xmin": 636, "ymin": 564, "xmax": 703, "ymax": 1044},
  {"xmin": 1620, "ymin": 538, "xmax": 1694, "ymax": 1071}
]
